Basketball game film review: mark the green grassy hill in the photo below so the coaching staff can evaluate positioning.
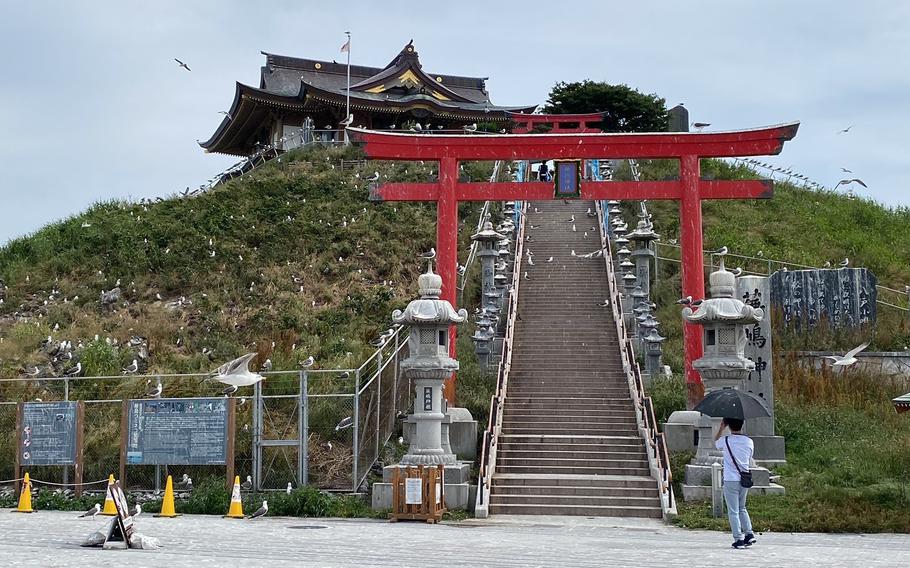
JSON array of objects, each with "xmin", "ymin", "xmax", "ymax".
[{"xmin": 0, "ymin": 146, "xmax": 497, "ymax": 418}]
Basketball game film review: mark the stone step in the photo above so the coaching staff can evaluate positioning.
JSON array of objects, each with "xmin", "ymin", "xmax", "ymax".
[
  {"xmin": 491, "ymin": 472, "xmax": 656, "ymax": 488},
  {"xmin": 487, "ymin": 503, "xmax": 662, "ymax": 518},
  {"xmin": 490, "ymin": 484, "xmax": 657, "ymax": 498},
  {"xmin": 495, "ymin": 464, "xmax": 652, "ymax": 476},
  {"xmin": 502, "ymin": 411, "xmax": 637, "ymax": 421},
  {"xmin": 501, "ymin": 414, "xmax": 637, "ymax": 425},
  {"xmin": 489, "ymin": 493, "xmax": 661, "ymax": 508},
  {"xmin": 501, "ymin": 426, "xmax": 639, "ymax": 436},
  {"xmin": 497, "ymin": 456, "xmax": 649, "ymax": 469},
  {"xmin": 497, "ymin": 449, "xmax": 646, "ymax": 461}
]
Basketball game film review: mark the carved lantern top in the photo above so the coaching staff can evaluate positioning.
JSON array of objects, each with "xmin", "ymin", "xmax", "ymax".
[
  {"xmin": 682, "ymin": 259, "xmax": 764, "ymax": 325},
  {"xmin": 392, "ymin": 264, "xmax": 468, "ymax": 325}
]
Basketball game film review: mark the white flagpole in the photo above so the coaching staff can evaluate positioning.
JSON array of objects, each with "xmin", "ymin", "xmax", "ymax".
[{"xmin": 344, "ymin": 31, "xmax": 351, "ymax": 144}]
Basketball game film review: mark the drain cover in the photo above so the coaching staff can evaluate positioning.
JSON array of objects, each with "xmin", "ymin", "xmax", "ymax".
[{"xmin": 288, "ymin": 525, "xmax": 329, "ymax": 530}]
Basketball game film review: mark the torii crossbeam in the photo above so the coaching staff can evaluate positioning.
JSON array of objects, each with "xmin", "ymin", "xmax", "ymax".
[{"xmin": 349, "ymin": 122, "xmax": 799, "ymax": 406}]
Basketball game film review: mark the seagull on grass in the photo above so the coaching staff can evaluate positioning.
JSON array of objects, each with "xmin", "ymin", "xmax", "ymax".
[
  {"xmin": 825, "ymin": 342, "xmax": 870, "ymax": 367},
  {"xmin": 248, "ymin": 500, "xmax": 268, "ymax": 519},
  {"xmin": 241, "ymin": 476, "xmax": 253, "ymax": 490},
  {"xmin": 122, "ymin": 359, "xmax": 138, "ymax": 374},
  {"xmin": 286, "ymin": 482, "xmax": 293, "ymax": 495},
  {"xmin": 78, "ymin": 504, "xmax": 101, "ymax": 519},
  {"xmin": 300, "ymin": 355, "xmax": 315, "ymax": 368},
  {"xmin": 839, "ymin": 257, "xmax": 850, "ymax": 267},
  {"xmin": 145, "ymin": 379, "xmax": 162, "ymax": 398}
]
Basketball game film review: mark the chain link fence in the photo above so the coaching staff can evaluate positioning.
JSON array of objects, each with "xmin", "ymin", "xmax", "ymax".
[{"xmin": 0, "ymin": 327, "xmax": 410, "ymax": 494}]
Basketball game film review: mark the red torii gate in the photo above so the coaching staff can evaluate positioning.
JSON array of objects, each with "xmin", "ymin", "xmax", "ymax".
[
  {"xmin": 349, "ymin": 122, "xmax": 799, "ymax": 406},
  {"xmin": 508, "ymin": 111, "xmax": 604, "ymax": 134}
]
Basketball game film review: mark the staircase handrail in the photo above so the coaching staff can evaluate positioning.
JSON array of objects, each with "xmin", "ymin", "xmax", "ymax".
[
  {"xmin": 475, "ymin": 201, "xmax": 527, "ymax": 517},
  {"xmin": 596, "ymin": 200, "xmax": 676, "ymax": 518},
  {"xmin": 457, "ymin": 161, "xmax": 503, "ymax": 297}
]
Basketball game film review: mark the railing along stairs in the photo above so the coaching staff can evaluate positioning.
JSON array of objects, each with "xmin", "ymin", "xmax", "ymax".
[
  {"xmin": 473, "ymin": 201, "xmax": 527, "ymax": 518},
  {"xmin": 595, "ymin": 198, "xmax": 676, "ymax": 517}
]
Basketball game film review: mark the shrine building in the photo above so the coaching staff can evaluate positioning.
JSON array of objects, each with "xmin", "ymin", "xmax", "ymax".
[{"xmin": 200, "ymin": 41, "xmax": 536, "ymax": 156}]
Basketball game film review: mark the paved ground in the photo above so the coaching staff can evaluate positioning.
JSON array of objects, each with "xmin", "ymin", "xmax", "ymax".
[{"xmin": 1, "ymin": 509, "xmax": 908, "ymax": 567}]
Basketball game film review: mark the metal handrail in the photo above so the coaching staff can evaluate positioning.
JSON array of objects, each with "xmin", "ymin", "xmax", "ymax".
[
  {"xmin": 596, "ymin": 199, "xmax": 676, "ymax": 517},
  {"xmin": 475, "ymin": 201, "xmax": 527, "ymax": 514},
  {"xmin": 457, "ymin": 160, "xmax": 503, "ymax": 297}
]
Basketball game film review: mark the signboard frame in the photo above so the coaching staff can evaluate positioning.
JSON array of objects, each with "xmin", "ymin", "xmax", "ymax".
[
  {"xmin": 14, "ymin": 401, "xmax": 85, "ymax": 496},
  {"xmin": 119, "ymin": 398, "xmax": 236, "ymax": 490},
  {"xmin": 553, "ymin": 160, "xmax": 582, "ymax": 199}
]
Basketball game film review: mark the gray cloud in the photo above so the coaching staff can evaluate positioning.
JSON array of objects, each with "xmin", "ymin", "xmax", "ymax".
[{"xmin": 1, "ymin": 1, "xmax": 907, "ymax": 244}]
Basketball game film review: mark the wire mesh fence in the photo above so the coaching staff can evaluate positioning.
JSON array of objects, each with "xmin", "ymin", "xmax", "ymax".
[{"xmin": 0, "ymin": 327, "xmax": 411, "ymax": 494}]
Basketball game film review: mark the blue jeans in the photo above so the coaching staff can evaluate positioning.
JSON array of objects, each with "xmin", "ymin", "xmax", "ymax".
[{"xmin": 723, "ymin": 481, "xmax": 753, "ymax": 541}]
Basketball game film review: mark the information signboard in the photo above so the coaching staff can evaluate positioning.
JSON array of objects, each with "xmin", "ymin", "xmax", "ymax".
[
  {"xmin": 19, "ymin": 401, "xmax": 79, "ymax": 465},
  {"xmin": 125, "ymin": 398, "xmax": 229, "ymax": 466},
  {"xmin": 554, "ymin": 160, "xmax": 581, "ymax": 198}
]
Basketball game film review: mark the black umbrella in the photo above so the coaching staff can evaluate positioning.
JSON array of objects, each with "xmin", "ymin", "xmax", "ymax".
[{"xmin": 694, "ymin": 388, "xmax": 770, "ymax": 420}]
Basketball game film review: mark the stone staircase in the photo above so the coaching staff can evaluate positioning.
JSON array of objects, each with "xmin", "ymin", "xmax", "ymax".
[{"xmin": 488, "ymin": 200, "xmax": 662, "ymax": 518}]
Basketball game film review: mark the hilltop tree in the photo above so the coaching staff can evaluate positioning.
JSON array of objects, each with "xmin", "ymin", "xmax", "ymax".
[{"xmin": 543, "ymin": 80, "xmax": 668, "ymax": 132}]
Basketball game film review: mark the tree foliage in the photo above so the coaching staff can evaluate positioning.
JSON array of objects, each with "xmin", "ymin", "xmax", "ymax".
[{"xmin": 543, "ymin": 80, "xmax": 669, "ymax": 132}]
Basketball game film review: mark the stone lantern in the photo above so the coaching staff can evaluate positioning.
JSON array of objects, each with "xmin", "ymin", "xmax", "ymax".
[
  {"xmin": 613, "ymin": 236, "xmax": 630, "ymax": 258},
  {"xmin": 637, "ymin": 313, "xmax": 659, "ymax": 354},
  {"xmin": 678, "ymin": 257, "xmax": 783, "ymax": 500},
  {"xmin": 627, "ymin": 215, "xmax": 659, "ymax": 297},
  {"xmin": 471, "ymin": 221, "xmax": 505, "ymax": 317},
  {"xmin": 643, "ymin": 327, "xmax": 666, "ymax": 380},
  {"xmin": 471, "ymin": 323, "xmax": 495, "ymax": 372},
  {"xmin": 622, "ymin": 273, "xmax": 638, "ymax": 329},
  {"xmin": 681, "ymin": 258, "xmax": 763, "ymax": 389},
  {"xmin": 392, "ymin": 264, "xmax": 468, "ymax": 466},
  {"xmin": 619, "ymin": 258, "xmax": 636, "ymax": 277}
]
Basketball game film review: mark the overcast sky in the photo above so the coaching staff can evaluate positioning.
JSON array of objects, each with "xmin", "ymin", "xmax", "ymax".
[{"xmin": 1, "ymin": 1, "xmax": 907, "ymax": 244}]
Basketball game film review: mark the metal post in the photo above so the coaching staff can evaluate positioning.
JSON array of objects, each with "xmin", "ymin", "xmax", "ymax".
[
  {"xmin": 298, "ymin": 370, "xmax": 308, "ymax": 486},
  {"xmin": 253, "ymin": 381, "xmax": 262, "ymax": 491},
  {"xmin": 352, "ymin": 369, "xmax": 361, "ymax": 492}
]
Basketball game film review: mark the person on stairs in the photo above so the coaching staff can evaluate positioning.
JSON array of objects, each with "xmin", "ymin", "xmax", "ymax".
[{"xmin": 714, "ymin": 417, "xmax": 756, "ymax": 549}]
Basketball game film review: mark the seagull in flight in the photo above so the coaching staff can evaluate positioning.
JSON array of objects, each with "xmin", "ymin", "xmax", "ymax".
[
  {"xmin": 218, "ymin": 110, "xmax": 233, "ymax": 120},
  {"xmin": 248, "ymin": 500, "xmax": 268, "ymax": 519},
  {"xmin": 335, "ymin": 416, "xmax": 354, "ymax": 431},
  {"xmin": 78, "ymin": 504, "xmax": 101, "ymax": 519},
  {"xmin": 840, "ymin": 167, "xmax": 853, "ymax": 173},
  {"xmin": 837, "ymin": 125, "xmax": 854, "ymax": 134},
  {"xmin": 174, "ymin": 58, "xmax": 191, "ymax": 72},
  {"xmin": 209, "ymin": 353, "xmax": 265, "ymax": 394},
  {"xmin": 834, "ymin": 178, "xmax": 867, "ymax": 190},
  {"xmin": 692, "ymin": 122, "xmax": 711, "ymax": 130},
  {"xmin": 825, "ymin": 342, "xmax": 870, "ymax": 366}
]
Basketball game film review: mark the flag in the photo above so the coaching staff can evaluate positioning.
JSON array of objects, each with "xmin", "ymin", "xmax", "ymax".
[{"xmin": 340, "ymin": 39, "xmax": 350, "ymax": 53}]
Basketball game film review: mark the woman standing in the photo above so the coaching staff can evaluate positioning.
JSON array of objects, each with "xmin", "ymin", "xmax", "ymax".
[{"xmin": 714, "ymin": 417, "xmax": 756, "ymax": 549}]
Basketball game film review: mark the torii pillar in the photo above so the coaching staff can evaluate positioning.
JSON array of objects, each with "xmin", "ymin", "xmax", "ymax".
[{"xmin": 351, "ymin": 121, "xmax": 799, "ymax": 408}]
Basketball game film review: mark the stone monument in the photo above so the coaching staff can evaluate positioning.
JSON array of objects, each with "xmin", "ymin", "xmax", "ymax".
[{"xmin": 737, "ymin": 275, "xmax": 785, "ymax": 464}]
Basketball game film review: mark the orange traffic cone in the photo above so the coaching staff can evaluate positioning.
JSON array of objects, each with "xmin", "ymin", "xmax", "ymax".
[
  {"xmin": 13, "ymin": 472, "xmax": 34, "ymax": 513},
  {"xmin": 101, "ymin": 474, "xmax": 118, "ymax": 516},
  {"xmin": 155, "ymin": 475, "xmax": 179, "ymax": 517},
  {"xmin": 224, "ymin": 476, "xmax": 244, "ymax": 518}
]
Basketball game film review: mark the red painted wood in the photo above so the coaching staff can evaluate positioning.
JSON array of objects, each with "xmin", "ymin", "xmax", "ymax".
[
  {"xmin": 437, "ymin": 157, "xmax": 459, "ymax": 404},
  {"xmin": 508, "ymin": 112, "xmax": 605, "ymax": 134},
  {"xmin": 348, "ymin": 123, "xmax": 799, "ymax": 160},
  {"xmin": 679, "ymin": 155, "xmax": 706, "ymax": 409},
  {"xmin": 370, "ymin": 179, "xmax": 774, "ymax": 203}
]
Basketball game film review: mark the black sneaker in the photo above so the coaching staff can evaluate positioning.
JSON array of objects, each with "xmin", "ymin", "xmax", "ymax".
[
  {"xmin": 732, "ymin": 540, "xmax": 748, "ymax": 549},
  {"xmin": 744, "ymin": 533, "xmax": 756, "ymax": 545}
]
